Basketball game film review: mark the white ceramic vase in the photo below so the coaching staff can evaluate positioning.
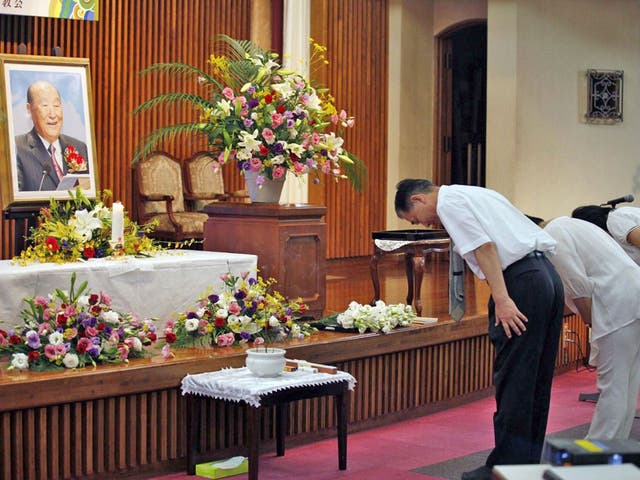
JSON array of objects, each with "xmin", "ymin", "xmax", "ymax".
[
  {"xmin": 245, "ymin": 347, "xmax": 286, "ymax": 377},
  {"xmin": 243, "ymin": 170, "xmax": 285, "ymax": 203}
]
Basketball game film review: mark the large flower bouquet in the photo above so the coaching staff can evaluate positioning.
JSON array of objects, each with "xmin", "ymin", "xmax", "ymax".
[
  {"xmin": 334, "ymin": 300, "xmax": 416, "ymax": 334},
  {"xmin": 133, "ymin": 35, "xmax": 365, "ymax": 189},
  {"xmin": 15, "ymin": 188, "xmax": 161, "ymax": 265},
  {"xmin": 162, "ymin": 270, "xmax": 315, "ymax": 354},
  {"xmin": 0, "ymin": 273, "xmax": 157, "ymax": 371}
]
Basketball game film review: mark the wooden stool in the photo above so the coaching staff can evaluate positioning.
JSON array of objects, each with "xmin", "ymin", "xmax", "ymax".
[{"xmin": 183, "ymin": 369, "xmax": 354, "ymax": 480}]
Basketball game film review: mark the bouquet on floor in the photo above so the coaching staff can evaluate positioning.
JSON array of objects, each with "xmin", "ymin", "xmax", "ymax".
[
  {"xmin": 162, "ymin": 270, "xmax": 316, "ymax": 355},
  {"xmin": 14, "ymin": 187, "xmax": 161, "ymax": 265},
  {"xmin": 331, "ymin": 300, "xmax": 416, "ymax": 334},
  {"xmin": 0, "ymin": 273, "xmax": 157, "ymax": 371}
]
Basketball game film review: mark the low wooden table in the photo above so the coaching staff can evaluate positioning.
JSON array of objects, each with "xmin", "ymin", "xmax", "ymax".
[
  {"xmin": 182, "ymin": 368, "xmax": 355, "ymax": 480},
  {"xmin": 370, "ymin": 229, "xmax": 450, "ymax": 315}
]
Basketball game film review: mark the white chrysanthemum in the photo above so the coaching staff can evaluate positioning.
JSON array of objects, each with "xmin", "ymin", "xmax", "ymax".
[
  {"xmin": 271, "ymin": 154, "xmax": 286, "ymax": 165},
  {"xmin": 130, "ymin": 337, "xmax": 143, "ymax": 351},
  {"xmin": 70, "ymin": 209, "xmax": 103, "ymax": 241},
  {"xmin": 184, "ymin": 318, "xmax": 199, "ymax": 332},
  {"xmin": 268, "ymin": 316, "xmax": 280, "ymax": 328},
  {"xmin": 11, "ymin": 353, "xmax": 29, "ymax": 370},
  {"xmin": 216, "ymin": 307, "xmax": 228, "ymax": 319},
  {"xmin": 48, "ymin": 331, "xmax": 64, "ymax": 345},
  {"xmin": 77, "ymin": 295, "xmax": 90, "ymax": 308},
  {"xmin": 102, "ymin": 310, "xmax": 120, "ymax": 325},
  {"xmin": 62, "ymin": 353, "xmax": 79, "ymax": 369}
]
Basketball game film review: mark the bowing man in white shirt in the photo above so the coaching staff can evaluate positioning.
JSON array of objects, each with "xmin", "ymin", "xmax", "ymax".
[
  {"xmin": 395, "ymin": 179, "xmax": 564, "ymax": 480},
  {"xmin": 572, "ymin": 205, "xmax": 640, "ymax": 266},
  {"xmin": 542, "ymin": 216, "xmax": 640, "ymax": 440}
]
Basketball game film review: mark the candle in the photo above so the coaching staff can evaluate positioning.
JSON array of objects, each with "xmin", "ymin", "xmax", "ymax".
[{"xmin": 111, "ymin": 201, "xmax": 124, "ymax": 245}]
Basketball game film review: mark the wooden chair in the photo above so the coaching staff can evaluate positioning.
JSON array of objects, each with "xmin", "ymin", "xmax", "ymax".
[
  {"xmin": 134, "ymin": 151, "xmax": 209, "ymax": 242},
  {"xmin": 183, "ymin": 151, "xmax": 249, "ymax": 211}
]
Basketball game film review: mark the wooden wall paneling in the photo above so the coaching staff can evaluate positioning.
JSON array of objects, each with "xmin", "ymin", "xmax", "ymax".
[
  {"xmin": 0, "ymin": 0, "xmax": 252, "ymax": 260},
  {"xmin": 310, "ymin": 0, "xmax": 388, "ymax": 259}
]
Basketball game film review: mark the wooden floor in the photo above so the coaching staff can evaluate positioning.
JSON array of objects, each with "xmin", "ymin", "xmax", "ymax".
[{"xmin": 325, "ymin": 254, "xmax": 491, "ymax": 319}]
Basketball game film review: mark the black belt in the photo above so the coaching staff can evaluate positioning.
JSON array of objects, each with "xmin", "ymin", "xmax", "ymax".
[{"xmin": 524, "ymin": 250, "xmax": 545, "ymax": 259}]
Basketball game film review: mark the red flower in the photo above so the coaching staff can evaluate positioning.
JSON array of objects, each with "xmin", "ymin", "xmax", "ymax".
[
  {"xmin": 165, "ymin": 332, "xmax": 177, "ymax": 344},
  {"xmin": 97, "ymin": 323, "xmax": 106, "ymax": 331},
  {"xmin": 45, "ymin": 236, "xmax": 59, "ymax": 252},
  {"xmin": 56, "ymin": 313, "xmax": 67, "ymax": 327},
  {"xmin": 83, "ymin": 246, "xmax": 95, "ymax": 259},
  {"xmin": 264, "ymin": 94, "xmax": 273, "ymax": 104},
  {"xmin": 214, "ymin": 317, "xmax": 226, "ymax": 328},
  {"xmin": 277, "ymin": 104, "xmax": 286, "ymax": 114},
  {"xmin": 147, "ymin": 333, "xmax": 157, "ymax": 342},
  {"xmin": 28, "ymin": 351, "xmax": 40, "ymax": 362},
  {"xmin": 259, "ymin": 144, "xmax": 269, "ymax": 156},
  {"xmin": 8, "ymin": 334, "xmax": 21, "ymax": 345}
]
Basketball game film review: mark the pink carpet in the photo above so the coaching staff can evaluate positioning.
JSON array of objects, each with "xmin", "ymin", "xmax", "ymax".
[{"xmin": 149, "ymin": 369, "xmax": 602, "ymax": 480}]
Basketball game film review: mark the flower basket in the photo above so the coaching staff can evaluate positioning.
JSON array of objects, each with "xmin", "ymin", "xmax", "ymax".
[
  {"xmin": 133, "ymin": 35, "xmax": 366, "ymax": 193},
  {"xmin": 0, "ymin": 273, "xmax": 157, "ymax": 371},
  {"xmin": 14, "ymin": 187, "xmax": 162, "ymax": 265},
  {"xmin": 162, "ymin": 270, "xmax": 317, "ymax": 357}
]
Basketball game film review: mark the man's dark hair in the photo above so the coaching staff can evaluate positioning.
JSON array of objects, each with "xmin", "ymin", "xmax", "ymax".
[
  {"xmin": 394, "ymin": 179, "xmax": 435, "ymax": 214},
  {"xmin": 571, "ymin": 205, "xmax": 611, "ymax": 233}
]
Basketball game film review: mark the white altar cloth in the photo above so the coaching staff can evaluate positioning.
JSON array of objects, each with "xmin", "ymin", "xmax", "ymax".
[
  {"xmin": 181, "ymin": 367, "xmax": 357, "ymax": 407},
  {"xmin": 0, "ymin": 250, "xmax": 257, "ymax": 331}
]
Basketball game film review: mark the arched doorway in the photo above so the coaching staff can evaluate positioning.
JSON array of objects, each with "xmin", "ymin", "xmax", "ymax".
[{"xmin": 433, "ymin": 22, "xmax": 487, "ymax": 186}]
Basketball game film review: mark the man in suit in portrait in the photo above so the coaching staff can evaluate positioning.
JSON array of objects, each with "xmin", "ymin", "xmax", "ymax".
[{"xmin": 15, "ymin": 80, "xmax": 89, "ymax": 192}]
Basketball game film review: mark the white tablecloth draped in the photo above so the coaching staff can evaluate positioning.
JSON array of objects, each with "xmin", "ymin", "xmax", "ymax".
[
  {"xmin": 0, "ymin": 250, "xmax": 257, "ymax": 331},
  {"xmin": 181, "ymin": 367, "xmax": 357, "ymax": 407}
]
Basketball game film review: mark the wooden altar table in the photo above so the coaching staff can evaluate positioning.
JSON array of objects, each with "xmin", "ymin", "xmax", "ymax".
[{"xmin": 0, "ymin": 250, "xmax": 257, "ymax": 331}]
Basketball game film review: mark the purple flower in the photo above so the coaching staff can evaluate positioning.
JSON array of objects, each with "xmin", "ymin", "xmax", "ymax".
[
  {"xmin": 208, "ymin": 294, "xmax": 219, "ymax": 303},
  {"xmin": 272, "ymin": 142, "xmax": 285, "ymax": 155},
  {"xmin": 239, "ymin": 331, "xmax": 252, "ymax": 341},
  {"xmin": 287, "ymin": 119, "xmax": 295, "ymax": 128},
  {"xmin": 91, "ymin": 336, "xmax": 101, "ymax": 345},
  {"xmin": 87, "ymin": 346, "xmax": 100, "ymax": 359},
  {"xmin": 26, "ymin": 330, "xmax": 41, "ymax": 349},
  {"xmin": 234, "ymin": 290, "xmax": 247, "ymax": 300},
  {"xmin": 79, "ymin": 312, "xmax": 95, "ymax": 327},
  {"xmin": 186, "ymin": 311, "xmax": 199, "ymax": 319},
  {"xmin": 248, "ymin": 98, "xmax": 259, "ymax": 108},
  {"xmin": 248, "ymin": 278, "xmax": 257, "ymax": 285},
  {"xmin": 243, "ymin": 119, "xmax": 254, "ymax": 128}
]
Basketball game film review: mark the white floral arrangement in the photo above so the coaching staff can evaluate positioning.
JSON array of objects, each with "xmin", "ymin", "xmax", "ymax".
[{"xmin": 336, "ymin": 300, "xmax": 416, "ymax": 334}]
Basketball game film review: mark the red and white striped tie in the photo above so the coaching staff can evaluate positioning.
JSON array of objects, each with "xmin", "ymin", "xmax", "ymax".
[{"xmin": 49, "ymin": 144, "xmax": 63, "ymax": 181}]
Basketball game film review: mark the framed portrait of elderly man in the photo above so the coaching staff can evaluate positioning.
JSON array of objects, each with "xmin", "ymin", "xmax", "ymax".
[{"xmin": 0, "ymin": 54, "xmax": 99, "ymax": 205}]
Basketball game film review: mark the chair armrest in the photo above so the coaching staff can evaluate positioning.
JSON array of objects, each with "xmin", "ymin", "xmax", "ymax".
[{"xmin": 139, "ymin": 193, "xmax": 175, "ymax": 202}]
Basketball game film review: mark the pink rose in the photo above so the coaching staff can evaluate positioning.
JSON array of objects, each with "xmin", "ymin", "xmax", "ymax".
[
  {"xmin": 54, "ymin": 344, "xmax": 67, "ymax": 356},
  {"xmin": 228, "ymin": 302, "xmax": 241, "ymax": 315},
  {"xmin": 261, "ymin": 128, "xmax": 275, "ymax": 144},
  {"xmin": 253, "ymin": 337, "xmax": 265, "ymax": 346},
  {"xmin": 272, "ymin": 165, "xmax": 286, "ymax": 179},
  {"xmin": 118, "ymin": 344, "xmax": 129, "ymax": 360},
  {"xmin": 85, "ymin": 326, "xmax": 98, "ymax": 337},
  {"xmin": 35, "ymin": 296, "xmax": 48, "ymax": 307},
  {"xmin": 311, "ymin": 133, "xmax": 320, "ymax": 145},
  {"xmin": 44, "ymin": 344, "xmax": 58, "ymax": 359},
  {"xmin": 233, "ymin": 96, "xmax": 246, "ymax": 107},
  {"xmin": 100, "ymin": 292, "xmax": 112, "ymax": 306},
  {"xmin": 161, "ymin": 344, "xmax": 173, "ymax": 359},
  {"xmin": 249, "ymin": 157, "xmax": 262, "ymax": 172},
  {"xmin": 293, "ymin": 161, "xmax": 305, "ymax": 174},
  {"xmin": 222, "ymin": 87, "xmax": 235, "ymax": 100},
  {"xmin": 270, "ymin": 112, "xmax": 284, "ymax": 129},
  {"xmin": 216, "ymin": 332, "xmax": 235, "ymax": 347}
]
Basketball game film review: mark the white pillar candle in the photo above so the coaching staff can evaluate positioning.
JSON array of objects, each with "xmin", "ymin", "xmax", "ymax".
[{"xmin": 111, "ymin": 201, "xmax": 124, "ymax": 244}]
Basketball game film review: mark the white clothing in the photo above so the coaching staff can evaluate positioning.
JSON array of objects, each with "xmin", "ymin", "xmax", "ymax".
[
  {"xmin": 436, "ymin": 185, "xmax": 556, "ymax": 279},
  {"xmin": 607, "ymin": 206, "xmax": 640, "ymax": 266},
  {"xmin": 544, "ymin": 216, "xmax": 640, "ymax": 440},
  {"xmin": 587, "ymin": 320, "xmax": 640, "ymax": 439},
  {"xmin": 544, "ymin": 216, "xmax": 640, "ymax": 341}
]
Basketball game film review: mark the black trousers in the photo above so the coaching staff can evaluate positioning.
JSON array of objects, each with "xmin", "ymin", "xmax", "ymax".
[{"xmin": 485, "ymin": 253, "xmax": 564, "ymax": 467}]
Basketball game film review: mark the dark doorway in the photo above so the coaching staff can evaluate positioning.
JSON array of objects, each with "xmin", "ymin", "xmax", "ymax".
[{"xmin": 435, "ymin": 23, "xmax": 487, "ymax": 186}]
